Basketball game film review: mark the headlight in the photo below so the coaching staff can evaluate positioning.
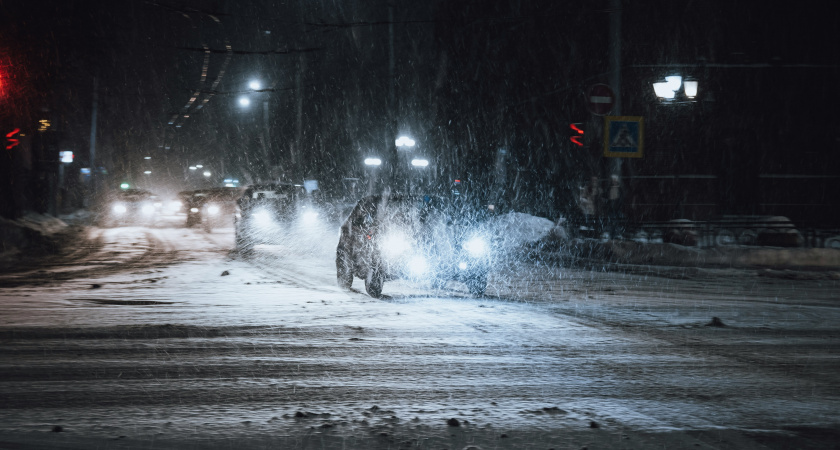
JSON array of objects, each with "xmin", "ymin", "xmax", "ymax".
[
  {"xmin": 381, "ymin": 231, "xmax": 412, "ymax": 259},
  {"xmin": 190, "ymin": 207, "xmax": 199, "ymax": 213},
  {"xmin": 463, "ymin": 236, "xmax": 489, "ymax": 257},
  {"xmin": 301, "ymin": 210, "xmax": 318, "ymax": 223},
  {"xmin": 207, "ymin": 204, "xmax": 220, "ymax": 215},
  {"xmin": 141, "ymin": 204, "xmax": 155, "ymax": 215},
  {"xmin": 252, "ymin": 208, "xmax": 274, "ymax": 228},
  {"xmin": 407, "ymin": 255, "xmax": 429, "ymax": 276},
  {"xmin": 112, "ymin": 203, "xmax": 127, "ymax": 214}
]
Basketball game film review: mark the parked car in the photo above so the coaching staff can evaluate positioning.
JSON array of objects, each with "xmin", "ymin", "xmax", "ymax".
[
  {"xmin": 101, "ymin": 189, "xmax": 158, "ymax": 227},
  {"xmin": 234, "ymin": 183, "xmax": 306, "ymax": 253},
  {"xmin": 180, "ymin": 187, "xmax": 242, "ymax": 232},
  {"xmin": 336, "ymin": 194, "xmax": 494, "ymax": 298}
]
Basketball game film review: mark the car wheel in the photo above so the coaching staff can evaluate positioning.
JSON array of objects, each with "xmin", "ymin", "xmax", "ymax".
[
  {"xmin": 365, "ymin": 267, "xmax": 384, "ymax": 298},
  {"xmin": 466, "ymin": 274, "xmax": 487, "ymax": 296},
  {"xmin": 235, "ymin": 226, "xmax": 253, "ymax": 255},
  {"xmin": 336, "ymin": 247, "xmax": 353, "ymax": 289}
]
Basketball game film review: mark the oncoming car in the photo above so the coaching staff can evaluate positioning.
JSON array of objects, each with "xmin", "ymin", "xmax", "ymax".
[
  {"xmin": 234, "ymin": 183, "xmax": 307, "ymax": 253},
  {"xmin": 181, "ymin": 187, "xmax": 242, "ymax": 232},
  {"xmin": 102, "ymin": 189, "xmax": 158, "ymax": 227},
  {"xmin": 336, "ymin": 194, "xmax": 494, "ymax": 298}
]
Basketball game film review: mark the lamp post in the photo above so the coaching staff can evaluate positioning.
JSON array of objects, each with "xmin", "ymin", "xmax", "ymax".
[
  {"xmin": 394, "ymin": 136, "xmax": 416, "ymax": 192},
  {"xmin": 364, "ymin": 157, "xmax": 382, "ymax": 195},
  {"xmin": 410, "ymin": 158, "xmax": 429, "ymax": 194},
  {"xmin": 238, "ymin": 79, "xmax": 271, "ymax": 180}
]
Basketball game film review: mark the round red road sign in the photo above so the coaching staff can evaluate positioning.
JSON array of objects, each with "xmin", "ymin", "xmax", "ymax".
[{"xmin": 586, "ymin": 84, "xmax": 615, "ymax": 116}]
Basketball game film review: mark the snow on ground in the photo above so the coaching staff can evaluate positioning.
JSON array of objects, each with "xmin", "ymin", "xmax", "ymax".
[{"xmin": 1, "ymin": 213, "xmax": 839, "ymax": 449}]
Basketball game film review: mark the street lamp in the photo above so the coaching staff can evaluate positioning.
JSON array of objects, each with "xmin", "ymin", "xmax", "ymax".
[
  {"xmin": 239, "ymin": 97, "xmax": 251, "ymax": 107},
  {"xmin": 364, "ymin": 157, "xmax": 382, "ymax": 166},
  {"xmin": 395, "ymin": 136, "xmax": 416, "ymax": 148},
  {"xmin": 203, "ymin": 171, "xmax": 211, "ymax": 177},
  {"xmin": 410, "ymin": 158, "xmax": 429, "ymax": 167},
  {"xmin": 653, "ymin": 75, "xmax": 698, "ymax": 101},
  {"xmin": 248, "ymin": 80, "xmax": 261, "ymax": 91}
]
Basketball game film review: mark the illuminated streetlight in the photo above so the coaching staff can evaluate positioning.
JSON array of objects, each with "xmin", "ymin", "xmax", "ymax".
[
  {"xmin": 395, "ymin": 136, "xmax": 415, "ymax": 148},
  {"xmin": 144, "ymin": 170, "xmax": 152, "ymax": 174},
  {"xmin": 144, "ymin": 156, "xmax": 151, "ymax": 160},
  {"xmin": 248, "ymin": 80, "xmax": 261, "ymax": 90},
  {"xmin": 411, "ymin": 158, "xmax": 429, "ymax": 167},
  {"xmin": 196, "ymin": 164, "xmax": 203, "ymax": 168},
  {"xmin": 189, "ymin": 166, "xmax": 197, "ymax": 170},
  {"xmin": 653, "ymin": 75, "xmax": 698, "ymax": 101},
  {"xmin": 364, "ymin": 157, "xmax": 382, "ymax": 166},
  {"xmin": 239, "ymin": 97, "xmax": 251, "ymax": 107},
  {"xmin": 203, "ymin": 171, "xmax": 211, "ymax": 177}
]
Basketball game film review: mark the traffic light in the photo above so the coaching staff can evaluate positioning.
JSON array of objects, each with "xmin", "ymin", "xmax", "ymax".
[
  {"xmin": 569, "ymin": 123, "xmax": 584, "ymax": 147},
  {"xmin": 5, "ymin": 128, "xmax": 20, "ymax": 150}
]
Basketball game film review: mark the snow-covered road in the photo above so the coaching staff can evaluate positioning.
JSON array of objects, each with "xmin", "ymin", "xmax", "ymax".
[{"xmin": 1, "ymin": 224, "xmax": 838, "ymax": 449}]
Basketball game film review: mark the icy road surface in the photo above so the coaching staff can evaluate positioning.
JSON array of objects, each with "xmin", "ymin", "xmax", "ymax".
[{"xmin": 1, "ymin": 223, "xmax": 839, "ymax": 449}]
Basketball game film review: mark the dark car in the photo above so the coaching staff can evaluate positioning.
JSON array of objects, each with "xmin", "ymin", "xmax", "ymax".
[
  {"xmin": 234, "ymin": 183, "xmax": 307, "ymax": 253},
  {"xmin": 180, "ymin": 187, "xmax": 243, "ymax": 232},
  {"xmin": 101, "ymin": 189, "xmax": 159, "ymax": 227},
  {"xmin": 336, "ymin": 194, "xmax": 494, "ymax": 298}
]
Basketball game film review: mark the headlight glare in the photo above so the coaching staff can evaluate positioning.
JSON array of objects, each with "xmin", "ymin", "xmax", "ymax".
[
  {"xmin": 381, "ymin": 231, "xmax": 412, "ymax": 259},
  {"xmin": 464, "ymin": 236, "xmax": 489, "ymax": 257},
  {"xmin": 207, "ymin": 204, "xmax": 220, "ymax": 215},
  {"xmin": 112, "ymin": 203, "xmax": 127, "ymax": 214}
]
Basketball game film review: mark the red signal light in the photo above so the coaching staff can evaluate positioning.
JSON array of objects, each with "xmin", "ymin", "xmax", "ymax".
[
  {"xmin": 569, "ymin": 123, "xmax": 584, "ymax": 147},
  {"xmin": 5, "ymin": 128, "xmax": 20, "ymax": 150}
]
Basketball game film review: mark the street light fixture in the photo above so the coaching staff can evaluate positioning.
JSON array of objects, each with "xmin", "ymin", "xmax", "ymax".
[
  {"xmin": 653, "ymin": 75, "xmax": 698, "ymax": 101},
  {"xmin": 248, "ymin": 80, "xmax": 261, "ymax": 90},
  {"xmin": 411, "ymin": 158, "xmax": 429, "ymax": 167},
  {"xmin": 239, "ymin": 97, "xmax": 251, "ymax": 107},
  {"xmin": 364, "ymin": 157, "xmax": 382, "ymax": 166},
  {"xmin": 196, "ymin": 164, "xmax": 203, "ymax": 168},
  {"xmin": 395, "ymin": 136, "xmax": 415, "ymax": 148},
  {"xmin": 189, "ymin": 166, "xmax": 197, "ymax": 170},
  {"xmin": 203, "ymin": 171, "xmax": 211, "ymax": 177}
]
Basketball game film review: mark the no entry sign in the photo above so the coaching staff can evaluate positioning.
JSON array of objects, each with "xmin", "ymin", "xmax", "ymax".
[{"xmin": 586, "ymin": 84, "xmax": 615, "ymax": 116}]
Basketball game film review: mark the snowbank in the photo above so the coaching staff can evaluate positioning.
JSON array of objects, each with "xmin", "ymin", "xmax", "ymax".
[
  {"xmin": 0, "ymin": 212, "xmax": 70, "ymax": 261},
  {"xmin": 487, "ymin": 211, "xmax": 556, "ymax": 250}
]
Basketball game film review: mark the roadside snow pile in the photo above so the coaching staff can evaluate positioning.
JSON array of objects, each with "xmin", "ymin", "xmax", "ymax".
[
  {"xmin": 488, "ymin": 212, "xmax": 555, "ymax": 250},
  {"xmin": 0, "ymin": 212, "xmax": 69, "ymax": 261}
]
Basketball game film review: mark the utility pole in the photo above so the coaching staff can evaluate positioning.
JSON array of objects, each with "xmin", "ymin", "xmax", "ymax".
[
  {"xmin": 88, "ymin": 76, "xmax": 99, "ymax": 207},
  {"xmin": 609, "ymin": 0, "xmax": 622, "ymax": 178}
]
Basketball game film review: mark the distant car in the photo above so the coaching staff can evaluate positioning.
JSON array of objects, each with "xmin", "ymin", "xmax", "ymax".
[
  {"xmin": 234, "ymin": 183, "xmax": 307, "ymax": 253},
  {"xmin": 181, "ymin": 187, "xmax": 243, "ymax": 232},
  {"xmin": 102, "ymin": 189, "xmax": 158, "ymax": 227},
  {"xmin": 336, "ymin": 194, "xmax": 494, "ymax": 298}
]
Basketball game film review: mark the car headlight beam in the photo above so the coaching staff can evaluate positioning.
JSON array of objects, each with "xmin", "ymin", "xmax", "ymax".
[
  {"xmin": 381, "ymin": 231, "xmax": 412, "ymax": 260},
  {"xmin": 463, "ymin": 236, "xmax": 489, "ymax": 257}
]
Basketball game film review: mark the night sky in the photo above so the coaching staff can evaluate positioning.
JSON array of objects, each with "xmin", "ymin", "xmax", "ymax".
[{"xmin": 1, "ymin": 0, "xmax": 838, "ymax": 224}]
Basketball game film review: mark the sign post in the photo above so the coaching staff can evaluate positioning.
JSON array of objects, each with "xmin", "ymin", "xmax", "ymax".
[
  {"xmin": 586, "ymin": 84, "xmax": 615, "ymax": 116},
  {"xmin": 603, "ymin": 116, "xmax": 644, "ymax": 158}
]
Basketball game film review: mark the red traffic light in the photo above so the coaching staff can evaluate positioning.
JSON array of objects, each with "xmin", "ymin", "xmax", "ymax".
[
  {"xmin": 5, "ymin": 128, "xmax": 20, "ymax": 150},
  {"xmin": 569, "ymin": 123, "xmax": 584, "ymax": 147}
]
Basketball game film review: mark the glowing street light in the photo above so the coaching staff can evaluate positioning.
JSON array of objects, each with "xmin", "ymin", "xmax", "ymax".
[
  {"xmin": 395, "ymin": 136, "xmax": 415, "ymax": 148},
  {"xmin": 189, "ymin": 166, "xmax": 197, "ymax": 170},
  {"xmin": 364, "ymin": 157, "xmax": 382, "ymax": 166},
  {"xmin": 203, "ymin": 171, "xmax": 211, "ymax": 177},
  {"xmin": 248, "ymin": 80, "xmax": 261, "ymax": 90},
  {"xmin": 239, "ymin": 97, "xmax": 251, "ymax": 107},
  {"xmin": 653, "ymin": 75, "xmax": 698, "ymax": 100},
  {"xmin": 411, "ymin": 158, "xmax": 429, "ymax": 167}
]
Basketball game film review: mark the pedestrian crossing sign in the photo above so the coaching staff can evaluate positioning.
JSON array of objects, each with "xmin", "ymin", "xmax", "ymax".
[{"xmin": 604, "ymin": 116, "xmax": 644, "ymax": 158}]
